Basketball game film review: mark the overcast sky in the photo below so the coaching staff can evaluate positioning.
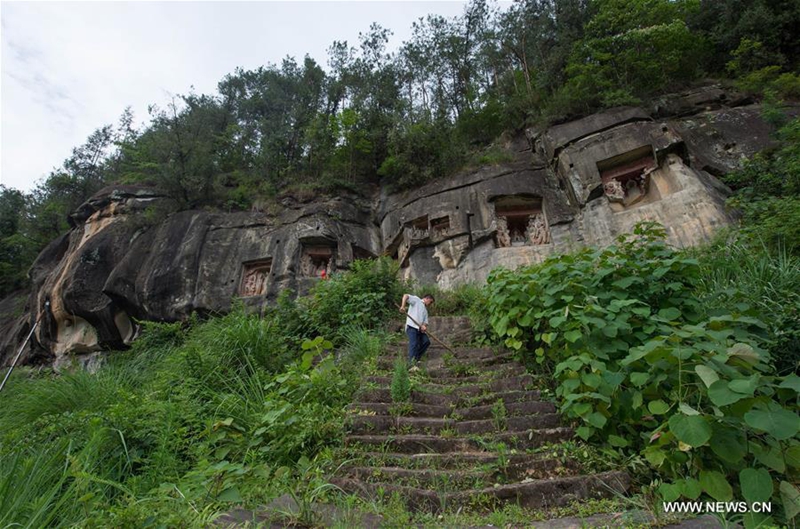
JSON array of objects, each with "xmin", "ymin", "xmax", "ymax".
[{"xmin": 0, "ymin": 1, "xmax": 487, "ymax": 192}]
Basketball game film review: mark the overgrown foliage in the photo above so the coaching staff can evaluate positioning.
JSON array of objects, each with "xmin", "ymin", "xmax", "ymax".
[
  {"xmin": 722, "ymin": 116, "xmax": 800, "ymax": 254},
  {"xmin": 487, "ymin": 222, "xmax": 800, "ymax": 525},
  {"xmin": 0, "ymin": 261, "xmax": 398, "ymax": 526},
  {"xmin": 302, "ymin": 257, "xmax": 407, "ymax": 339}
]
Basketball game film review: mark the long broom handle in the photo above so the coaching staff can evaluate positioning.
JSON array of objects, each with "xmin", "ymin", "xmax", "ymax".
[
  {"xmin": 0, "ymin": 301, "xmax": 48, "ymax": 394},
  {"xmin": 0, "ymin": 322, "xmax": 38, "ymax": 393},
  {"xmin": 397, "ymin": 303, "xmax": 457, "ymax": 355}
]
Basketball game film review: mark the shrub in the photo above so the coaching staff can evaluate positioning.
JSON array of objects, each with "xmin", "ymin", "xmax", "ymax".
[
  {"xmin": 487, "ymin": 222, "xmax": 800, "ymax": 524},
  {"xmin": 304, "ymin": 257, "xmax": 406, "ymax": 339}
]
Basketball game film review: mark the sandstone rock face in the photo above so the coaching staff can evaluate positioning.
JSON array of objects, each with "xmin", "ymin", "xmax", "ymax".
[{"xmin": 0, "ymin": 86, "xmax": 783, "ymax": 368}]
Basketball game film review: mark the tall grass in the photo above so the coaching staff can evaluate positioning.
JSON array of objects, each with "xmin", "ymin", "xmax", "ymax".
[
  {"xmin": 0, "ymin": 277, "xmax": 394, "ymax": 525},
  {"xmin": 693, "ymin": 239, "xmax": 800, "ymax": 374}
]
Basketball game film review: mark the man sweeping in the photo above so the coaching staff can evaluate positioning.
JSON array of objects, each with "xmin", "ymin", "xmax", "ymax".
[{"xmin": 399, "ymin": 293, "xmax": 435, "ymax": 367}]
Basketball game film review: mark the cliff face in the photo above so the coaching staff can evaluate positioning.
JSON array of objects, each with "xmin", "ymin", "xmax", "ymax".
[{"xmin": 0, "ymin": 87, "xmax": 783, "ymax": 369}]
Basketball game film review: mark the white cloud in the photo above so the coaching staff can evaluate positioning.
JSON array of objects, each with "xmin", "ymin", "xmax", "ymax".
[{"xmin": 1, "ymin": 1, "xmax": 478, "ymax": 192}]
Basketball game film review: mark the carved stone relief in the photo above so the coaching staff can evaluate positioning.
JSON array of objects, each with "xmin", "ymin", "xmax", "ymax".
[
  {"xmin": 493, "ymin": 196, "xmax": 551, "ymax": 247},
  {"xmin": 240, "ymin": 260, "xmax": 272, "ymax": 297},
  {"xmin": 300, "ymin": 246, "xmax": 335, "ymax": 278},
  {"xmin": 527, "ymin": 212, "xmax": 551, "ymax": 245}
]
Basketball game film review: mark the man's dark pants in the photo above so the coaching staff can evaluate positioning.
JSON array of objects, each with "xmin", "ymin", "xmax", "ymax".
[{"xmin": 406, "ymin": 325, "xmax": 431, "ymax": 363}]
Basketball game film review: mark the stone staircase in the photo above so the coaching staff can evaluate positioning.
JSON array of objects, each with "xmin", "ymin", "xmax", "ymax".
[{"xmin": 330, "ymin": 318, "xmax": 630, "ymax": 514}]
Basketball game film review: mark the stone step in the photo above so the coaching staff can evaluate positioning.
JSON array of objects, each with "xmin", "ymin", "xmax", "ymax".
[
  {"xmin": 366, "ymin": 364, "xmax": 521, "ymax": 386},
  {"xmin": 345, "ymin": 427, "xmax": 574, "ymax": 454},
  {"xmin": 347, "ymin": 399, "xmax": 557, "ymax": 420},
  {"xmin": 377, "ymin": 350, "xmax": 515, "ymax": 370},
  {"xmin": 340, "ymin": 465, "xmax": 494, "ymax": 490},
  {"xmin": 386, "ymin": 345, "xmax": 498, "ymax": 361},
  {"xmin": 348, "ymin": 451, "xmax": 575, "ymax": 476},
  {"xmin": 417, "ymin": 374, "xmax": 533, "ymax": 395},
  {"xmin": 330, "ymin": 470, "xmax": 629, "ymax": 513},
  {"xmin": 354, "ymin": 388, "xmax": 543, "ymax": 408},
  {"xmin": 347, "ymin": 413, "xmax": 562, "ymax": 436}
]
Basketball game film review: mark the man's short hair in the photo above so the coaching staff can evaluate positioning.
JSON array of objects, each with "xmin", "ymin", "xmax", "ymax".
[{"xmin": 423, "ymin": 294, "xmax": 435, "ymax": 302}]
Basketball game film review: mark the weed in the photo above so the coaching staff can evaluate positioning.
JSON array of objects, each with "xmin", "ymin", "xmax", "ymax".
[
  {"xmin": 491, "ymin": 399, "xmax": 508, "ymax": 431},
  {"xmin": 390, "ymin": 358, "xmax": 411, "ymax": 403}
]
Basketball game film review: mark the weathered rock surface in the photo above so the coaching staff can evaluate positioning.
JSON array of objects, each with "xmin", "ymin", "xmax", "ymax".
[{"xmin": 1, "ymin": 86, "xmax": 788, "ymax": 367}]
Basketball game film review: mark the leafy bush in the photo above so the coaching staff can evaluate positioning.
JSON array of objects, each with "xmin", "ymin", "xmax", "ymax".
[
  {"xmin": 304, "ymin": 257, "xmax": 406, "ymax": 338},
  {"xmin": 487, "ymin": 222, "xmax": 800, "ymax": 524},
  {"xmin": 722, "ymin": 116, "xmax": 800, "ymax": 254}
]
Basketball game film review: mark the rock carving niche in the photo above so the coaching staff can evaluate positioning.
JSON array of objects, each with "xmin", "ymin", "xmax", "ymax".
[
  {"xmin": 598, "ymin": 146, "xmax": 656, "ymax": 208},
  {"xmin": 493, "ymin": 196, "xmax": 550, "ymax": 247},
  {"xmin": 300, "ymin": 245, "xmax": 336, "ymax": 278},
  {"xmin": 430, "ymin": 216, "xmax": 450, "ymax": 235},
  {"xmin": 240, "ymin": 259, "xmax": 273, "ymax": 297},
  {"xmin": 409, "ymin": 215, "xmax": 429, "ymax": 239}
]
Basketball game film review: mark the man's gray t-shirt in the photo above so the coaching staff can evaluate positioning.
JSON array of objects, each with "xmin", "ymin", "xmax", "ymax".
[{"xmin": 405, "ymin": 295, "xmax": 428, "ymax": 330}]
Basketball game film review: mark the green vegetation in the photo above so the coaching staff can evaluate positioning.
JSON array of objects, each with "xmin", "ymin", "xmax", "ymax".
[
  {"xmin": 391, "ymin": 358, "xmax": 411, "ymax": 403},
  {"xmin": 487, "ymin": 219, "xmax": 799, "ymax": 524},
  {"xmin": 0, "ymin": 259, "xmax": 400, "ymax": 527}
]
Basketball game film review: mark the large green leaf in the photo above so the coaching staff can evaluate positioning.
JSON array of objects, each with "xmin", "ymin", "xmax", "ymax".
[
  {"xmin": 710, "ymin": 425, "xmax": 746, "ymax": 463},
  {"xmin": 644, "ymin": 447, "xmax": 666, "ymax": 467},
  {"xmin": 752, "ymin": 442, "xmax": 786, "ymax": 473},
  {"xmin": 648, "ymin": 400, "xmax": 670, "ymax": 415},
  {"xmin": 700, "ymin": 470, "xmax": 733, "ymax": 501},
  {"xmin": 744, "ymin": 404, "xmax": 800, "ymax": 441},
  {"xmin": 630, "ymin": 372, "xmax": 649, "ymax": 387},
  {"xmin": 729, "ymin": 374, "xmax": 759, "ymax": 395},
  {"xmin": 779, "ymin": 374, "xmax": 800, "ymax": 393},
  {"xmin": 786, "ymin": 445, "xmax": 800, "ymax": 469},
  {"xmin": 695, "ymin": 364, "xmax": 719, "ymax": 388},
  {"xmin": 658, "ymin": 307, "xmax": 682, "ymax": 321},
  {"xmin": 217, "ymin": 486, "xmax": 243, "ymax": 502},
  {"xmin": 608, "ymin": 434, "xmax": 628, "ymax": 447},
  {"xmin": 708, "ymin": 379, "xmax": 744, "ymax": 407},
  {"xmin": 587, "ymin": 412, "xmax": 607, "ymax": 428},
  {"xmin": 739, "ymin": 468, "xmax": 773, "ymax": 503},
  {"xmin": 582, "ymin": 372, "xmax": 602, "ymax": 389},
  {"xmin": 669, "ymin": 414, "xmax": 711, "ymax": 447},
  {"xmin": 658, "ymin": 482, "xmax": 681, "ymax": 502},
  {"xmin": 678, "ymin": 478, "xmax": 702, "ymax": 500},
  {"xmin": 780, "ymin": 481, "xmax": 800, "ymax": 520}
]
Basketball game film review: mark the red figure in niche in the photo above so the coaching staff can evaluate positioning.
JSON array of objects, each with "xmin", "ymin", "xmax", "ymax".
[{"xmin": 320, "ymin": 269, "xmax": 327, "ymax": 280}]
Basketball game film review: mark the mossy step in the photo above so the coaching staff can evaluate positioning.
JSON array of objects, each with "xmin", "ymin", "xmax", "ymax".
[
  {"xmin": 347, "ymin": 413, "xmax": 561, "ymax": 436},
  {"xmin": 339, "ymin": 465, "xmax": 494, "ymax": 490},
  {"xmin": 377, "ymin": 351, "xmax": 515, "ymax": 370},
  {"xmin": 417, "ymin": 374, "xmax": 533, "ymax": 395},
  {"xmin": 354, "ymin": 388, "xmax": 543, "ymax": 408},
  {"xmin": 385, "ymin": 345, "xmax": 501, "ymax": 360},
  {"xmin": 330, "ymin": 470, "xmax": 629, "ymax": 513},
  {"xmin": 344, "ymin": 427, "xmax": 573, "ymax": 454},
  {"xmin": 338, "ymin": 459, "xmax": 577, "ymax": 490},
  {"xmin": 346, "ymin": 399, "xmax": 556, "ymax": 420},
  {"xmin": 345, "ymin": 451, "xmax": 575, "ymax": 476},
  {"xmin": 369, "ymin": 364, "xmax": 521, "ymax": 383},
  {"xmin": 359, "ymin": 374, "xmax": 533, "ymax": 399}
]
